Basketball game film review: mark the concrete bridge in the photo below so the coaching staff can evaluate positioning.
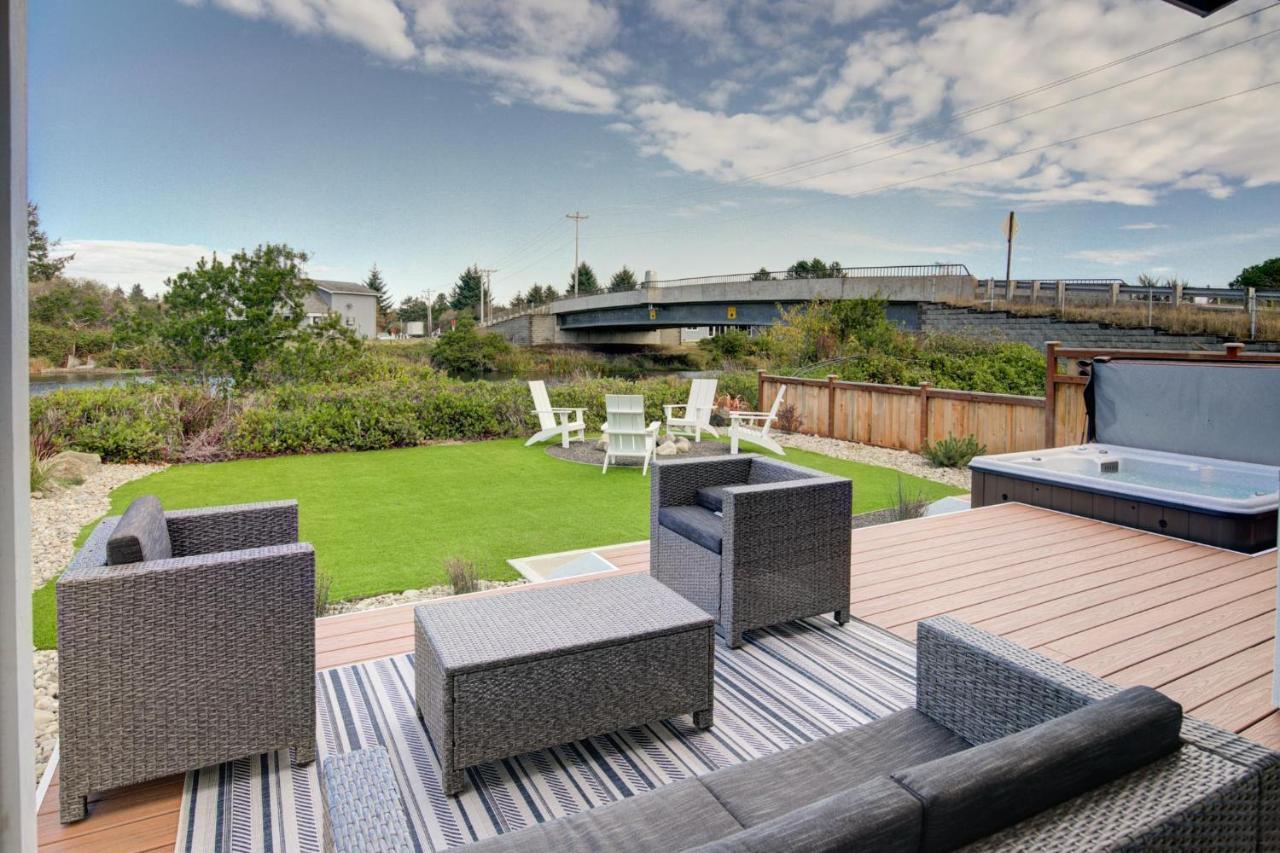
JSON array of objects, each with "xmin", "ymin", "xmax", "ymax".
[
  {"xmin": 487, "ymin": 265, "xmax": 1271, "ymax": 347},
  {"xmin": 489, "ymin": 265, "xmax": 977, "ymax": 346}
]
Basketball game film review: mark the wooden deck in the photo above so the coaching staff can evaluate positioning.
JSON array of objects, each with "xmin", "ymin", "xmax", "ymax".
[{"xmin": 37, "ymin": 504, "xmax": 1279, "ymax": 850}]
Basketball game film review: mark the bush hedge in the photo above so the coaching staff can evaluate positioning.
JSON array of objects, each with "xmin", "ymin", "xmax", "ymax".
[{"xmin": 34, "ymin": 372, "xmax": 764, "ymax": 463}]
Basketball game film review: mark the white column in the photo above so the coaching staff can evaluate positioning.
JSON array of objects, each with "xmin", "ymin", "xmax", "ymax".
[{"xmin": 1, "ymin": 2, "xmax": 33, "ymax": 849}]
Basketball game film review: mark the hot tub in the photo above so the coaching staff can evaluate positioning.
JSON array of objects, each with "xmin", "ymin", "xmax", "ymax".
[{"xmin": 970, "ymin": 444, "xmax": 1278, "ymax": 552}]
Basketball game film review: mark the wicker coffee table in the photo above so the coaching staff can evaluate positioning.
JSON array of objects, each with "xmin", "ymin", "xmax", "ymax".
[{"xmin": 414, "ymin": 573, "xmax": 715, "ymax": 795}]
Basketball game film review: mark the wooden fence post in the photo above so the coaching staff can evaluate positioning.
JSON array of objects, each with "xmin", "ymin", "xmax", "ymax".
[
  {"xmin": 1044, "ymin": 341, "xmax": 1059, "ymax": 448},
  {"xmin": 826, "ymin": 374, "xmax": 837, "ymax": 439},
  {"xmin": 1005, "ymin": 278, "xmax": 1016, "ymax": 303},
  {"xmin": 757, "ymin": 368, "xmax": 766, "ymax": 410},
  {"xmin": 918, "ymin": 382, "xmax": 931, "ymax": 450},
  {"xmin": 1030, "ymin": 280, "xmax": 1041, "ymax": 304},
  {"xmin": 1056, "ymin": 280, "xmax": 1066, "ymax": 309},
  {"xmin": 1109, "ymin": 282, "xmax": 1120, "ymax": 306}
]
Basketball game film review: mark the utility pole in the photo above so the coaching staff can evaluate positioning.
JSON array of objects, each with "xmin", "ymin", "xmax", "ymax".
[
  {"xmin": 1001, "ymin": 211, "xmax": 1018, "ymax": 303},
  {"xmin": 566, "ymin": 211, "xmax": 589, "ymax": 296},
  {"xmin": 478, "ymin": 268, "xmax": 497, "ymax": 324},
  {"xmin": 423, "ymin": 289, "xmax": 433, "ymax": 337}
]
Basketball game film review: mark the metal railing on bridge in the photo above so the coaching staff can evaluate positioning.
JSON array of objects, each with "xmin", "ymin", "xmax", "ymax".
[{"xmin": 646, "ymin": 263, "xmax": 973, "ymax": 288}]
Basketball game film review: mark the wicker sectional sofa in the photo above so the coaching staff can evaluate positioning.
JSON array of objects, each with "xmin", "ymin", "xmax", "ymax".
[
  {"xmin": 437, "ymin": 616, "xmax": 1280, "ymax": 852},
  {"xmin": 649, "ymin": 454, "xmax": 853, "ymax": 648}
]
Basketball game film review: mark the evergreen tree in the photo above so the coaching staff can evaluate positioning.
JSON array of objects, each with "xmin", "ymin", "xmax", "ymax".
[
  {"xmin": 27, "ymin": 202, "xmax": 74, "ymax": 281},
  {"xmin": 449, "ymin": 265, "xmax": 485, "ymax": 312},
  {"xmin": 568, "ymin": 262, "xmax": 600, "ymax": 295},
  {"xmin": 751, "ymin": 268, "xmax": 773, "ymax": 281},
  {"xmin": 787, "ymin": 258, "xmax": 841, "ymax": 279},
  {"xmin": 128, "ymin": 283, "xmax": 148, "ymax": 305},
  {"xmin": 397, "ymin": 296, "xmax": 432, "ymax": 323},
  {"xmin": 432, "ymin": 292, "xmax": 450, "ymax": 319},
  {"xmin": 363, "ymin": 264, "xmax": 394, "ymax": 328},
  {"xmin": 608, "ymin": 266, "xmax": 639, "ymax": 292}
]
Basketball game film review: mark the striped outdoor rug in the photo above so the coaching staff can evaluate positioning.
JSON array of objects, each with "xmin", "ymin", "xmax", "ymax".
[{"xmin": 176, "ymin": 616, "xmax": 916, "ymax": 851}]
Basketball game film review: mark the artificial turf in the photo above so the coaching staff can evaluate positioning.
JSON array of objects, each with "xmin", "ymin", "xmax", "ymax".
[{"xmin": 31, "ymin": 438, "xmax": 961, "ymax": 649}]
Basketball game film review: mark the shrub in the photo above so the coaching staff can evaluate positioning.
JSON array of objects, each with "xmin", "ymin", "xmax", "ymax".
[
  {"xmin": 893, "ymin": 479, "xmax": 931, "ymax": 520},
  {"xmin": 30, "ymin": 454, "xmax": 51, "ymax": 494},
  {"xmin": 921, "ymin": 433, "xmax": 986, "ymax": 468},
  {"xmin": 775, "ymin": 402, "xmax": 804, "ymax": 433},
  {"xmin": 430, "ymin": 318, "xmax": 512, "ymax": 377},
  {"xmin": 315, "ymin": 569, "xmax": 334, "ymax": 617},
  {"xmin": 445, "ymin": 557, "xmax": 479, "ymax": 595}
]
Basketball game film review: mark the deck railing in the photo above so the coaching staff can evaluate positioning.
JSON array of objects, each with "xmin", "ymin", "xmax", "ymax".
[{"xmin": 756, "ymin": 342, "xmax": 1280, "ymax": 455}]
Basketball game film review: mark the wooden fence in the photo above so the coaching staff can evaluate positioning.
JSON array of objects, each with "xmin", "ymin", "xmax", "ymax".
[
  {"xmin": 757, "ymin": 371, "xmax": 1044, "ymax": 454},
  {"xmin": 758, "ymin": 342, "xmax": 1280, "ymax": 455}
]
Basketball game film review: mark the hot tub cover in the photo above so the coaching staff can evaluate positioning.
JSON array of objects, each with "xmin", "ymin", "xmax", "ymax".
[{"xmin": 1086, "ymin": 360, "xmax": 1280, "ymax": 467}]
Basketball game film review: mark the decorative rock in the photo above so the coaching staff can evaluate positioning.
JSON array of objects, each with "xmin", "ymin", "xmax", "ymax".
[
  {"xmin": 43, "ymin": 450, "xmax": 101, "ymax": 483},
  {"xmin": 657, "ymin": 434, "xmax": 674, "ymax": 446},
  {"xmin": 595, "ymin": 439, "xmax": 609, "ymax": 451},
  {"xmin": 674, "ymin": 438, "xmax": 692, "ymax": 453},
  {"xmin": 654, "ymin": 443, "xmax": 679, "ymax": 457}
]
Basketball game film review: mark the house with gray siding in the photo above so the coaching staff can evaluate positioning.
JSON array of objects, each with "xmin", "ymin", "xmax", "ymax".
[{"xmin": 305, "ymin": 280, "xmax": 379, "ymax": 339}]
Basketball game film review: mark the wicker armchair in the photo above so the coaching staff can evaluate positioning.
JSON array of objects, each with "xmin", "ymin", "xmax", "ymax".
[
  {"xmin": 650, "ymin": 455, "xmax": 852, "ymax": 648},
  {"xmin": 56, "ymin": 500, "xmax": 316, "ymax": 823}
]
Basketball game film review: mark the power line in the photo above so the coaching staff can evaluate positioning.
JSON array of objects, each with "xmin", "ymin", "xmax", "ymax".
[
  {"xmin": 592, "ymin": 79, "xmax": 1280, "ymax": 242},
  {"xmin": 762, "ymin": 25, "xmax": 1279, "ymax": 192},
  {"xmin": 597, "ymin": 1, "xmax": 1278, "ymax": 212}
]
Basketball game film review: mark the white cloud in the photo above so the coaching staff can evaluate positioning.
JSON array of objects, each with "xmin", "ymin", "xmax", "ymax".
[
  {"xmin": 182, "ymin": 0, "xmax": 415, "ymax": 60},
  {"xmin": 180, "ymin": 0, "xmax": 1280, "ymax": 208},
  {"xmin": 1120, "ymin": 222, "xmax": 1166, "ymax": 230},
  {"xmin": 631, "ymin": 0, "xmax": 1280, "ymax": 206},
  {"xmin": 60, "ymin": 240, "xmax": 221, "ymax": 295}
]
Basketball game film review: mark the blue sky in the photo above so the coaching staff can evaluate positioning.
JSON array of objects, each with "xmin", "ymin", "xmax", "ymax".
[{"xmin": 30, "ymin": 0, "xmax": 1280, "ymax": 303}]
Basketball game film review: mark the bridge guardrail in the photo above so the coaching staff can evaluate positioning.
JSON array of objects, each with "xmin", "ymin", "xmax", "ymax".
[{"xmin": 646, "ymin": 264, "xmax": 973, "ymax": 288}]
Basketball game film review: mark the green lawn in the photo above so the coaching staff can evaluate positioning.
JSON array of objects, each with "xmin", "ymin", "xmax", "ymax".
[{"xmin": 32, "ymin": 439, "xmax": 961, "ymax": 649}]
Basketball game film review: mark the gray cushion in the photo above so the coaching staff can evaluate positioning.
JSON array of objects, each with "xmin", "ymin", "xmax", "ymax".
[
  {"xmin": 106, "ymin": 495, "xmax": 172, "ymax": 565},
  {"xmin": 695, "ymin": 485, "xmax": 735, "ymax": 514},
  {"xmin": 659, "ymin": 505, "xmax": 724, "ymax": 554},
  {"xmin": 461, "ymin": 778, "xmax": 743, "ymax": 853},
  {"xmin": 702, "ymin": 708, "xmax": 970, "ymax": 827},
  {"xmin": 686, "ymin": 776, "xmax": 921, "ymax": 853},
  {"xmin": 892, "ymin": 686, "xmax": 1183, "ymax": 853}
]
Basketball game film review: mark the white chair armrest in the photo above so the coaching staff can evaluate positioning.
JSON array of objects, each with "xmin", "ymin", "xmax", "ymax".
[{"xmin": 663, "ymin": 404, "xmax": 687, "ymax": 416}]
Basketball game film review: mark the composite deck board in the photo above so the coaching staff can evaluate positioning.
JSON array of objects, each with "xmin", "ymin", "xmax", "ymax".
[{"xmin": 38, "ymin": 503, "xmax": 1279, "ymax": 851}]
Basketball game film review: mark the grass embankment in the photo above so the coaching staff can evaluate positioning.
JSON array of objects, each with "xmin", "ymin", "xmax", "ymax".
[
  {"xmin": 31, "ymin": 439, "xmax": 961, "ymax": 649},
  {"xmin": 952, "ymin": 298, "xmax": 1280, "ymax": 343}
]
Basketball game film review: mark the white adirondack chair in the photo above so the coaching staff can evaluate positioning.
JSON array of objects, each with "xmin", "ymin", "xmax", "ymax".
[
  {"xmin": 729, "ymin": 384, "xmax": 787, "ymax": 456},
  {"xmin": 524, "ymin": 380, "xmax": 586, "ymax": 449},
  {"xmin": 664, "ymin": 378, "xmax": 720, "ymax": 442},
  {"xmin": 601, "ymin": 394, "xmax": 661, "ymax": 475}
]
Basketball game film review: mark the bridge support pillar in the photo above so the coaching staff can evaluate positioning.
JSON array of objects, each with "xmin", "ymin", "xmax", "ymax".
[
  {"xmin": 1056, "ymin": 280, "xmax": 1066, "ymax": 309},
  {"xmin": 1005, "ymin": 278, "xmax": 1015, "ymax": 302},
  {"xmin": 1173, "ymin": 281, "xmax": 1184, "ymax": 307},
  {"xmin": 1030, "ymin": 280, "xmax": 1041, "ymax": 304},
  {"xmin": 1109, "ymin": 282, "xmax": 1121, "ymax": 306},
  {"xmin": 985, "ymin": 278, "xmax": 994, "ymax": 304}
]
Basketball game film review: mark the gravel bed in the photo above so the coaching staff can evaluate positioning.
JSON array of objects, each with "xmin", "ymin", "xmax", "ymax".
[
  {"xmin": 30, "ymin": 462, "xmax": 166, "ymax": 783},
  {"xmin": 546, "ymin": 435, "xmax": 731, "ymax": 466},
  {"xmin": 772, "ymin": 433, "xmax": 971, "ymax": 491},
  {"xmin": 324, "ymin": 579, "xmax": 527, "ymax": 615}
]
